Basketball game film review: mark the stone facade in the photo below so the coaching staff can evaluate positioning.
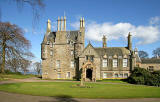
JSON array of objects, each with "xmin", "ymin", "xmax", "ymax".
[{"xmin": 41, "ymin": 17, "xmax": 160, "ymax": 81}]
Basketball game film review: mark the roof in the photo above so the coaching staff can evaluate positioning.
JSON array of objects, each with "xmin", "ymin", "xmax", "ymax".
[
  {"xmin": 94, "ymin": 47, "xmax": 130, "ymax": 56},
  {"xmin": 66, "ymin": 31, "xmax": 80, "ymax": 42},
  {"xmin": 46, "ymin": 31, "xmax": 80, "ymax": 42},
  {"xmin": 141, "ymin": 58, "xmax": 160, "ymax": 64}
]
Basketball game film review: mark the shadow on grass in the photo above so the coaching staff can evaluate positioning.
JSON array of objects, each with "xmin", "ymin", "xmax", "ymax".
[{"xmin": 39, "ymin": 95, "xmax": 79, "ymax": 102}]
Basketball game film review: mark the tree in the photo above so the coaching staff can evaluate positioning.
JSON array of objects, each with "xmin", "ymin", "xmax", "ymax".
[
  {"xmin": 153, "ymin": 47, "xmax": 160, "ymax": 57},
  {"xmin": 20, "ymin": 58, "xmax": 31, "ymax": 75},
  {"xmin": 33, "ymin": 61, "xmax": 42, "ymax": 76},
  {"xmin": 0, "ymin": 0, "xmax": 45, "ymax": 30},
  {"xmin": 0, "ymin": 22, "xmax": 34, "ymax": 73},
  {"xmin": 138, "ymin": 51, "xmax": 149, "ymax": 58}
]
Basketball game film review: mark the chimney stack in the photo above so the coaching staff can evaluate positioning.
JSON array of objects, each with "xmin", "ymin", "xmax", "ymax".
[
  {"xmin": 47, "ymin": 19, "xmax": 51, "ymax": 33},
  {"xmin": 64, "ymin": 16, "xmax": 66, "ymax": 31},
  {"xmin": 80, "ymin": 17, "xmax": 85, "ymax": 28},
  {"xmin": 102, "ymin": 35, "xmax": 107, "ymax": 48},
  {"xmin": 57, "ymin": 16, "xmax": 60, "ymax": 31},
  {"xmin": 128, "ymin": 32, "xmax": 132, "ymax": 50},
  {"xmin": 60, "ymin": 16, "xmax": 63, "ymax": 31}
]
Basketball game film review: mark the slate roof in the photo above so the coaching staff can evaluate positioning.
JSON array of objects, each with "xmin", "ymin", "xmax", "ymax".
[
  {"xmin": 94, "ymin": 47, "xmax": 130, "ymax": 56},
  {"xmin": 141, "ymin": 58, "xmax": 160, "ymax": 64},
  {"xmin": 47, "ymin": 31, "xmax": 80, "ymax": 42},
  {"xmin": 66, "ymin": 31, "xmax": 80, "ymax": 42}
]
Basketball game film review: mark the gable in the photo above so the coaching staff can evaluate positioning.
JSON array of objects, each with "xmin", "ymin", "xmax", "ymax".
[{"xmin": 79, "ymin": 43, "xmax": 99, "ymax": 57}]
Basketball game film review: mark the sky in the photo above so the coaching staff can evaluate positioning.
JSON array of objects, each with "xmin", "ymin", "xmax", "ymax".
[{"xmin": 1, "ymin": 0, "xmax": 160, "ymax": 62}]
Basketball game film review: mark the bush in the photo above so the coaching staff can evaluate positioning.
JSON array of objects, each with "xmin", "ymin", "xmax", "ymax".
[
  {"xmin": 127, "ymin": 67, "xmax": 160, "ymax": 87},
  {"xmin": 4, "ymin": 69, "xmax": 22, "ymax": 75}
]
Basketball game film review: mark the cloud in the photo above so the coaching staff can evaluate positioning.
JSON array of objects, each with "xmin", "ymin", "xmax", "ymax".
[
  {"xmin": 70, "ymin": 16, "xmax": 160, "ymax": 45},
  {"xmin": 85, "ymin": 20, "xmax": 160, "ymax": 45},
  {"xmin": 149, "ymin": 16, "xmax": 160, "ymax": 25},
  {"xmin": 70, "ymin": 21, "xmax": 79, "ymax": 30},
  {"xmin": 24, "ymin": 28, "xmax": 29, "ymax": 33}
]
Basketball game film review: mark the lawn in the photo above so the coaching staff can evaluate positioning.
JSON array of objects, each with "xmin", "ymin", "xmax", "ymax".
[
  {"xmin": 0, "ymin": 74, "xmax": 36, "ymax": 81},
  {"xmin": 0, "ymin": 82, "xmax": 160, "ymax": 99}
]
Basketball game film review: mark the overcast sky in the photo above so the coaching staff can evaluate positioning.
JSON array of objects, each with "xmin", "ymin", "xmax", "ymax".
[{"xmin": 1, "ymin": 0, "xmax": 160, "ymax": 61}]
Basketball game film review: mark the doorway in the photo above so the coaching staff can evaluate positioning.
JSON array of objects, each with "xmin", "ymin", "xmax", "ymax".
[{"xmin": 86, "ymin": 69, "xmax": 92, "ymax": 80}]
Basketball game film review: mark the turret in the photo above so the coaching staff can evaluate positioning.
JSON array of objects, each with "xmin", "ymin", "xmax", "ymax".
[
  {"xmin": 128, "ymin": 32, "xmax": 132, "ymax": 50},
  {"xmin": 102, "ymin": 35, "xmax": 107, "ymax": 48}
]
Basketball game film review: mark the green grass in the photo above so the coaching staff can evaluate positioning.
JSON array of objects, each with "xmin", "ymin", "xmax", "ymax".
[
  {"xmin": 97, "ymin": 79, "xmax": 127, "ymax": 83},
  {"xmin": 0, "ymin": 82, "xmax": 160, "ymax": 99},
  {"xmin": 0, "ymin": 74, "xmax": 36, "ymax": 81}
]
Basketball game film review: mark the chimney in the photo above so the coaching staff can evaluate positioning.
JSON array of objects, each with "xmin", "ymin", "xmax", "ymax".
[
  {"xmin": 64, "ymin": 16, "xmax": 66, "ymax": 31},
  {"xmin": 60, "ymin": 16, "xmax": 63, "ymax": 31},
  {"xmin": 102, "ymin": 35, "xmax": 107, "ymax": 48},
  {"xmin": 80, "ymin": 17, "xmax": 82, "ymax": 28},
  {"xmin": 57, "ymin": 16, "xmax": 60, "ymax": 31},
  {"xmin": 47, "ymin": 19, "xmax": 51, "ymax": 33},
  {"xmin": 82, "ymin": 17, "xmax": 85, "ymax": 27},
  {"xmin": 128, "ymin": 32, "xmax": 132, "ymax": 50}
]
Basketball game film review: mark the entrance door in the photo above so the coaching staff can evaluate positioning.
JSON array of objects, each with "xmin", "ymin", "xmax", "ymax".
[{"xmin": 86, "ymin": 69, "xmax": 92, "ymax": 80}]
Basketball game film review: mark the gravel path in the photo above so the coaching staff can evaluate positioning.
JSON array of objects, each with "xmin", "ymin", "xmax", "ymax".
[{"xmin": 0, "ymin": 77, "xmax": 160, "ymax": 102}]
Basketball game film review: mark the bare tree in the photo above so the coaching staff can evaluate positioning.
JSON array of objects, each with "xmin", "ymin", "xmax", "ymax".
[
  {"xmin": 0, "ymin": 0, "xmax": 45, "ymax": 28},
  {"xmin": 0, "ymin": 22, "xmax": 34, "ymax": 73},
  {"xmin": 20, "ymin": 58, "xmax": 31, "ymax": 75},
  {"xmin": 138, "ymin": 51, "xmax": 149, "ymax": 58},
  {"xmin": 33, "ymin": 61, "xmax": 42, "ymax": 76},
  {"xmin": 153, "ymin": 47, "xmax": 160, "ymax": 58}
]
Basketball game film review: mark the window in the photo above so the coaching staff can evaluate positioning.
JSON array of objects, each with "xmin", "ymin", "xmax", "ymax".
[
  {"xmin": 90, "ymin": 56, "xmax": 94, "ymax": 61},
  {"xmin": 86, "ymin": 56, "xmax": 88, "ymax": 61},
  {"xmin": 115, "ymin": 74, "xmax": 118, "ymax": 78},
  {"xmin": 119, "ymin": 74, "xmax": 123, "ymax": 78},
  {"xmin": 86, "ymin": 55, "xmax": 94, "ymax": 61},
  {"xmin": 71, "ymin": 61, "xmax": 74, "ymax": 68},
  {"xmin": 66, "ymin": 72, "xmax": 70, "ymax": 78},
  {"xmin": 102, "ymin": 59, "xmax": 107, "ymax": 67},
  {"xmin": 71, "ymin": 50, "xmax": 74, "ymax": 55},
  {"xmin": 124, "ymin": 73, "xmax": 128, "ymax": 78},
  {"xmin": 123, "ymin": 59, "xmax": 128, "ymax": 67},
  {"xmin": 50, "ymin": 42, "xmax": 53, "ymax": 48},
  {"xmin": 56, "ymin": 60, "xmax": 60, "ymax": 68},
  {"xmin": 57, "ymin": 73, "xmax": 61, "ymax": 79},
  {"xmin": 148, "ymin": 66, "xmax": 154, "ymax": 71},
  {"xmin": 50, "ymin": 50, "xmax": 53, "ymax": 56},
  {"xmin": 113, "ymin": 59, "xmax": 118, "ymax": 67},
  {"xmin": 103, "ymin": 73, "xmax": 107, "ymax": 78}
]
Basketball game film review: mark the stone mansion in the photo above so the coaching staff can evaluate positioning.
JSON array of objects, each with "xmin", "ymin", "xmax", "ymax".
[{"xmin": 41, "ymin": 16, "xmax": 160, "ymax": 81}]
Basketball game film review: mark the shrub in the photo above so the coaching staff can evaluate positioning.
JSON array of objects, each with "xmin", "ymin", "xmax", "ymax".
[{"xmin": 127, "ymin": 67, "xmax": 160, "ymax": 87}]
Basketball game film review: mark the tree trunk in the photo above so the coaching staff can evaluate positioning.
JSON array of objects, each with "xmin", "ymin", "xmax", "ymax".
[{"xmin": 1, "ymin": 41, "xmax": 6, "ymax": 73}]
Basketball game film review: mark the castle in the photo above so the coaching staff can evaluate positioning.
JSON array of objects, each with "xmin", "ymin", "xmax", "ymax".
[{"xmin": 41, "ymin": 16, "xmax": 160, "ymax": 81}]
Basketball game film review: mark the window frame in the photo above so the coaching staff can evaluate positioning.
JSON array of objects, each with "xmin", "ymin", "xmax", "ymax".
[
  {"xmin": 113, "ymin": 59, "xmax": 118, "ymax": 67},
  {"xmin": 102, "ymin": 59, "xmax": 107, "ymax": 67}
]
